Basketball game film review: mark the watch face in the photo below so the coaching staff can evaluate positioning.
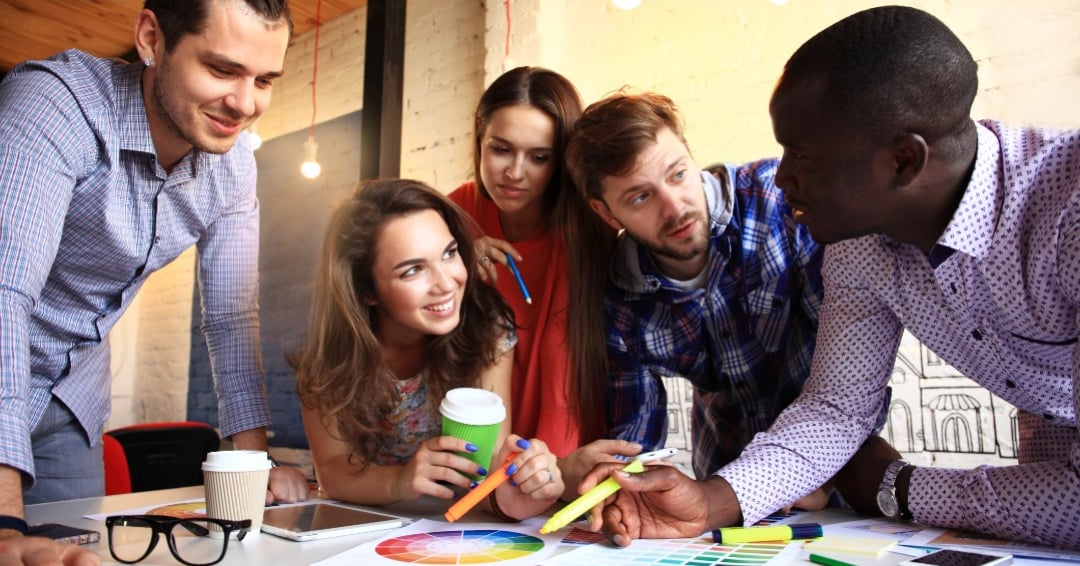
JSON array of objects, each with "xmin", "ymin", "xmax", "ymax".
[{"xmin": 877, "ymin": 489, "xmax": 898, "ymax": 517}]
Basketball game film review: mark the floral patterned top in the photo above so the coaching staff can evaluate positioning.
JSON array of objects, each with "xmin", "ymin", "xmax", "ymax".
[{"xmin": 375, "ymin": 328, "xmax": 517, "ymax": 466}]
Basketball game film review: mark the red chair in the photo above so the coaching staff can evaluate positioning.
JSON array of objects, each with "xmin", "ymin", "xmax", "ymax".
[
  {"xmin": 104, "ymin": 421, "xmax": 220, "ymax": 493},
  {"xmin": 102, "ymin": 433, "xmax": 132, "ymax": 495}
]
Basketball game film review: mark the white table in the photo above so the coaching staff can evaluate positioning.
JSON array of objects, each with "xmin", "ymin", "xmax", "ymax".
[
  {"xmin": 27, "ymin": 486, "xmax": 460, "ymax": 565},
  {"xmin": 26, "ymin": 488, "xmax": 1054, "ymax": 565}
]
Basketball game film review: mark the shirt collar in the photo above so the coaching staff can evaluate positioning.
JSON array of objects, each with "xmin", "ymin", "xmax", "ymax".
[
  {"xmin": 703, "ymin": 168, "xmax": 735, "ymax": 236},
  {"xmin": 927, "ymin": 122, "xmax": 1003, "ymax": 267},
  {"xmin": 116, "ymin": 62, "xmax": 156, "ymax": 156}
]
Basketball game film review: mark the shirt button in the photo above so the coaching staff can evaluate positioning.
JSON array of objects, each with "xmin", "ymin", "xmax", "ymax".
[
  {"xmin": 1005, "ymin": 380, "xmax": 1016, "ymax": 388},
  {"xmin": 971, "ymin": 329, "xmax": 983, "ymax": 340}
]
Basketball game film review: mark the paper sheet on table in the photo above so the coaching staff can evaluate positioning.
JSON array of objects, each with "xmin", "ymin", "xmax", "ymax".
[
  {"xmin": 543, "ymin": 532, "xmax": 801, "ymax": 565},
  {"xmin": 815, "ymin": 517, "xmax": 929, "ymax": 557},
  {"xmin": 313, "ymin": 517, "xmax": 561, "ymax": 566},
  {"xmin": 84, "ymin": 498, "xmax": 206, "ymax": 521},
  {"xmin": 902, "ymin": 526, "xmax": 1080, "ymax": 562}
]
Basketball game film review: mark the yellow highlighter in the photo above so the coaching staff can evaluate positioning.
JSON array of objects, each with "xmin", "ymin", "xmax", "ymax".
[
  {"xmin": 539, "ymin": 447, "xmax": 677, "ymax": 534},
  {"xmin": 712, "ymin": 523, "xmax": 823, "ymax": 544}
]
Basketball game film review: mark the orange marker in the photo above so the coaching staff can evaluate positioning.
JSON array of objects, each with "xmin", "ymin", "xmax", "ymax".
[{"xmin": 445, "ymin": 453, "xmax": 516, "ymax": 522}]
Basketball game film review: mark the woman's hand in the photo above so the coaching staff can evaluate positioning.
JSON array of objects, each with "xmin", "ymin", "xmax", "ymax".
[
  {"xmin": 474, "ymin": 236, "xmax": 522, "ymax": 284},
  {"xmin": 558, "ymin": 439, "xmax": 643, "ymax": 501},
  {"xmin": 395, "ymin": 435, "xmax": 488, "ymax": 501},
  {"xmin": 491, "ymin": 435, "xmax": 563, "ymax": 519}
]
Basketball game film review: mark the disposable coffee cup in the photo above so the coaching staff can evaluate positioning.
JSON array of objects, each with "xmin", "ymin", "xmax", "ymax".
[
  {"xmin": 202, "ymin": 450, "xmax": 271, "ymax": 539},
  {"xmin": 439, "ymin": 388, "xmax": 505, "ymax": 480}
]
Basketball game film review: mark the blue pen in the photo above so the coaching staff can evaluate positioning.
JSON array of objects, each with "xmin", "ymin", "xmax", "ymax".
[{"xmin": 505, "ymin": 253, "xmax": 532, "ymax": 305}]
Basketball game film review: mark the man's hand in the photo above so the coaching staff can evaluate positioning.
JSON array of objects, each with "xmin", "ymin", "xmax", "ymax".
[
  {"xmin": 229, "ymin": 428, "xmax": 310, "ymax": 505},
  {"xmin": 0, "ymin": 531, "xmax": 100, "ymax": 566},
  {"xmin": 832, "ymin": 434, "xmax": 903, "ymax": 515},
  {"xmin": 558, "ymin": 439, "xmax": 642, "ymax": 501},
  {"xmin": 783, "ymin": 482, "xmax": 833, "ymax": 513},
  {"xmin": 266, "ymin": 465, "xmax": 310, "ymax": 505},
  {"xmin": 581, "ymin": 465, "xmax": 740, "ymax": 546}
]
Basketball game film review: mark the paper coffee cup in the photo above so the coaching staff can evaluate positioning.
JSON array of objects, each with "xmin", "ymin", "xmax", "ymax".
[
  {"xmin": 202, "ymin": 450, "xmax": 271, "ymax": 539},
  {"xmin": 439, "ymin": 388, "xmax": 505, "ymax": 480}
]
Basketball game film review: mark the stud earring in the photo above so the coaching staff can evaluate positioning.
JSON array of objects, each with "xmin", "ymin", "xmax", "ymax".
[{"xmin": 143, "ymin": 56, "xmax": 154, "ymax": 67}]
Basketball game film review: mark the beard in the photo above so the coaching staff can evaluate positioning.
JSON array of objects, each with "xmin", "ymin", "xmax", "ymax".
[
  {"xmin": 628, "ymin": 210, "xmax": 709, "ymax": 262},
  {"xmin": 151, "ymin": 60, "xmax": 243, "ymax": 156}
]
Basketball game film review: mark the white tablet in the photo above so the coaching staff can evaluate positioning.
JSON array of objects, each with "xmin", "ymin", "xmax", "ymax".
[{"xmin": 261, "ymin": 501, "xmax": 409, "ymax": 541}]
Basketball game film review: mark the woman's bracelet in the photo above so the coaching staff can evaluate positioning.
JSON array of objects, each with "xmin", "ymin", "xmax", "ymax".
[{"xmin": 0, "ymin": 515, "xmax": 29, "ymax": 534}]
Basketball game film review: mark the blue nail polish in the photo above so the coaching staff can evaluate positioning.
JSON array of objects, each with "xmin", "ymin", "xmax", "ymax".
[
  {"xmin": 476, "ymin": 467, "xmax": 487, "ymax": 476},
  {"xmin": 507, "ymin": 463, "xmax": 518, "ymax": 475},
  {"xmin": 510, "ymin": 479, "xmax": 518, "ymax": 487},
  {"xmin": 515, "ymin": 438, "xmax": 530, "ymax": 450},
  {"xmin": 469, "ymin": 481, "xmax": 478, "ymax": 489},
  {"xmin": 465, "ymin": 443, "xmax": 478, "ymax": 453}
]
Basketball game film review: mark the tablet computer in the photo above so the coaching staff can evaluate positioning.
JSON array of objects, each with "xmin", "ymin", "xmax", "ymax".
[{"xmin": 261, "ymin": 501, "xmax": 409, "ymax": 541}]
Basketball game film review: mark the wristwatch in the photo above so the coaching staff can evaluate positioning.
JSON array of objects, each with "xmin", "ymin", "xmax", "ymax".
[{"xmin": 876, "ymin": 459, "xmax": 913, "ymax": 521}]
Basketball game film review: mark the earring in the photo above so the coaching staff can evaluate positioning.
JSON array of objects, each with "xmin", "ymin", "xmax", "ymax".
[{"xmin": 143, "ymin": 56, "xmax": 154, "ymax": 67}]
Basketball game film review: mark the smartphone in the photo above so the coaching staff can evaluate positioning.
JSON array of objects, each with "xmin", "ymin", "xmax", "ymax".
[
  {"xmin": 900, "ymin": 549, "xmax": 1012, "ymax": 566},
  {"xmin": 27, "ymin": 523, "xmax": 101, "ymax": 545}
]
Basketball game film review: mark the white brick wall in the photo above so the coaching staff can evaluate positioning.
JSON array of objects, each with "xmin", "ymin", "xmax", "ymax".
[{"xmin": 115, "ymin": 1, "xmax": 1080, "ymax": 444}]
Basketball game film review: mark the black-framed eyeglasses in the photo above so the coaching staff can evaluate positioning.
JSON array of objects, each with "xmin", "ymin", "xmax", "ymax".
[{"xmin": 105, "ymin": 515, "xmax": 251, "ymax": 566}]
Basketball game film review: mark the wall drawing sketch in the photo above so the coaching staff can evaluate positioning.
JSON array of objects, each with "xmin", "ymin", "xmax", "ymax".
[{"xmin": 662, "ymin": 331, "xmax": 1019, "ymax": 475}]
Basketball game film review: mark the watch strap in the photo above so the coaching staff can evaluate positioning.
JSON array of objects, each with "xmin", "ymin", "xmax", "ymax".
[{"xmin": 880, "ymin": 459, "xmax": 913, "ymax": 521}]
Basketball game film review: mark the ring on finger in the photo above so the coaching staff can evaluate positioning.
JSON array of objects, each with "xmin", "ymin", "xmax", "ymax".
[
  {"xmin": 480, "ymin": 255, "xmax": 490, "ymax": 264},
  {"xmin": 545, "ymin": 469, "xmax": 554, "ymax": 484}
]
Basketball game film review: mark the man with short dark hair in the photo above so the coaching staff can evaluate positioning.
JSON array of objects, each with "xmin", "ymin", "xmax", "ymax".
[
  {"xmin": 0, "ymin": 1, "xmax": 307, "ymax": 562},
  {"xmin": 582, "ymin": 5, "xmax": 1080, "ymax": 550}
]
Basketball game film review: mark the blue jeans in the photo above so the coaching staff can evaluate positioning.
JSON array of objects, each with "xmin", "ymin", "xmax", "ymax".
[{"xmin": 22, "ymin": 397, "xmax": 104, "ymax": 504}]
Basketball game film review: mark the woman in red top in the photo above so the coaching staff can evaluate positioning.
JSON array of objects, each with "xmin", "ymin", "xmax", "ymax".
[{"xmin": 449, "ymin": 67, "xmax": 616, "ymax": 463}]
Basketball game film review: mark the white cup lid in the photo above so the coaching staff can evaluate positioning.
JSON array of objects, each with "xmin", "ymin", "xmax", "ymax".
[
  {"xmin": 439, "ymin": 387, "xmax": 506, "ymax": 425},
  {"xmin": 201, "ymin": 450, "xmax": 272, "ymax": 472}
]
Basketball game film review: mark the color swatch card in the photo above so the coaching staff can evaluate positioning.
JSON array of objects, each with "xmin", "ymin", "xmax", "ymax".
[
  {"xmin": 559, "ymin": 527, "xmax": 607, "ymax": 546},
  {"xmin": 543, "ymin": 534, "xmax": 800, "ymax": 565},
  {"xmin": 314, "ymin": 518, "xmax": 561, "ymax": 566}
]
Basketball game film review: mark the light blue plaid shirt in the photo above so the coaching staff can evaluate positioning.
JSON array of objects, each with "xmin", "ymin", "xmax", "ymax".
[
  {"xmin": 605, "ymin": 164, "xmax": 823, "ymax": 479},
  {"xmin": 0, "ymin": 50, "xmax": 270, "ymax": 481}
]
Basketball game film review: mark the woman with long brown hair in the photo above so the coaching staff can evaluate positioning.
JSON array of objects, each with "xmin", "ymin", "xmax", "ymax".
[
  {"xmin": 294, "ymin": 179, "xmax": 562, "ymax": 519},
  {"xmin": 449, "ymin": 67, "xmax": 618, "ymax": 464}
]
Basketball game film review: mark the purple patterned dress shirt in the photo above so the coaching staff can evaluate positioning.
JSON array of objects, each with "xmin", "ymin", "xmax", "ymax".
[{"xmin": 720, "ymin": 121, "xmax": 1080, "ymax": 549}]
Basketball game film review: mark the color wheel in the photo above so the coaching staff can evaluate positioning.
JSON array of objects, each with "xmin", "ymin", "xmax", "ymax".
[
  {"xmin": 375, "ymin": 529, "xmax": 544, "ymax": 564},
  {"xmin": 146, "ymin": 502, "xmax": 206, "ymax": 519}
]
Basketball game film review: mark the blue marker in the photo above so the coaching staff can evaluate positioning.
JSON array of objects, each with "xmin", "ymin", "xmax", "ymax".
[{"xmin": 505, "ymin": 253, "xmax": 532, "ymax": 305}]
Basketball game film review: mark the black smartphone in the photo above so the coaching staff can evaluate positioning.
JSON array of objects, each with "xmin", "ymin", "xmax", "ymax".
[
  {"xmin": 900, "ymin": 549, "xmax": 1012, "ymax": 566},
  {"xmin": 27, "ymin": 523, "xmax": 101, "ymax": 545}
]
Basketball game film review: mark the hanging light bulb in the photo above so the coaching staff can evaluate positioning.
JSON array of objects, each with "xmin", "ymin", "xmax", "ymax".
[
  {"xmin": 300, "ymin": 0, "xmax": 323, "ymax": 181},
  {"xmin": 301, "ymin": 136, "xmax": 321, "ymax": 179},
  {"xmin": 247, "ymin": 122, "xmax": 262, "ymax": 151},
  {"xmin": 612, "ymin": 0, "xmax": 641, "ymax": 10}
]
